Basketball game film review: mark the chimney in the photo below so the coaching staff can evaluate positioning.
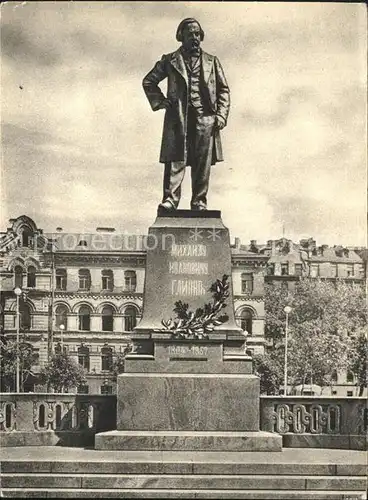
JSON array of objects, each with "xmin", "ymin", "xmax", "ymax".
[
  {"xmin": 234, "ymin": 237, "xmax": 241, "ymax": 249},
  {"xmin": 56, "ymin": 227, "xmax": 63, "ymax": 232},
  {"xmin": 271, "ymin": 240, "xmax": 276, "ymax": 256}
]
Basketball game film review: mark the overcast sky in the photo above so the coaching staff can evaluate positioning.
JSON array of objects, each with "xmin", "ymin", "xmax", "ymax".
[{"xmin": 2, "ymin": 1, "xmax": 366, "ymax": 246}]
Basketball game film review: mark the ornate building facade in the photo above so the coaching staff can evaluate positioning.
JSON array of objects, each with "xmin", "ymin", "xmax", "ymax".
[{"xmin": 0, "ymin": 216, "xmax": 365, "ymax": 395}]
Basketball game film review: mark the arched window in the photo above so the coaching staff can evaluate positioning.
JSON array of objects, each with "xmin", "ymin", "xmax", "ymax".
[
  {"xmin": 56, "ymin": 269, "xmax": 67, "ymax": 290},
  {"xmin": 346, "ymin": 371, "xmax": 354, "ymax": 383},
  {"xmin": 124, "ymin": 270, "xmax": 137, "ymax": 292},
  {"xmin": 55, "ymin": 304, "xmax": 68, "ymax": 330},
  {"xmin": 14, "ymin": 266, "xmax": 23, "ymax": 288},
  {"xmin": 78, "ymin": 346, "xmax": 90, "ymax": 371},
  {"xmin": 21, "ymin": 229, "xmax": 32, "ymax": 248},
  {"xmin": 235, "ymin": 308, "xmax": 253, "ymax": 335},
  {"xmin": 19, "ymin": 302, "xmax": 31, "ymax": 330},
  {"xmin": 102, "ymin": 305, "xmax": 114, "ymax": 332},
  {"xmin": 78, "ymin": 305, "xmax": 91, "ymax": 331},
  {"xmin": 27, "ymin": 266, "xmax": 36, "ymax": 288},
  {"xmin": 78, "ymin": 269, "xmax": 91, "ymax": 291},
  {"xmin": 101, "ymin": 270, "xmax": 114, "ymax": 292},
  {"xmin": 101, "ymin": 346, "xmax": 113, "ymax": 371},
  {"xmin": 123, "ymin": 306, "xmax": 137, "ymax": 332},
  {"xmin": 241, "ymin": 273, "xmax": 253, "ymax": 294}
]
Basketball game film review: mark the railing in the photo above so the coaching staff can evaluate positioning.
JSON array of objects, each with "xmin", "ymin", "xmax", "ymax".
[
  {"xmin": 1, "ymin": 394, "xmax": 366, "ymax": 449},
  {"xmin": 260, "ymin": 396, "xmax": 368, "ymax": 450},
  {"xmin": 0, "ymin": 393, "xmax": 116, "ymax": 447}
]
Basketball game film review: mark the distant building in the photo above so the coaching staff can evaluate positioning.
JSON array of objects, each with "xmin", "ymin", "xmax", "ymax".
[{"xmin": 0, "ymin": 216, "xmax": 365, "ymax": 396}]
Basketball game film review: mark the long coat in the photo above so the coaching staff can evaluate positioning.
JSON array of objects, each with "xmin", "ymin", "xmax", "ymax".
[{"xmin": 142, "ymin": 49, "xmax": 230, "ymax": 165}]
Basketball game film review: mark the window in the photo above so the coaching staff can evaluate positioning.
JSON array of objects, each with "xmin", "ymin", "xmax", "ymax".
[
  {"xmin": 14, "ymin": 266, "xmax": 23, "ymax": 288},
  {"xmin": 241, "ymin": 273, "xmax": 253, "ymax": 294},
  {"xmin": 310, "ymin": 264, "xmax": 320, "ymax": 277},
  {"xmin": 331, "ymin": 390, "xmax": 337, "ymax": 396},
  {"xmin": 123, "ymin": 306, "xmax": 137, "ymax": 332},
  {"xmin": 102, "ymin": 305, "xmax": 114, "ymax": 332},
  {"xmin": 347, "ymin": 264, "xmax": 354, "ymax": 277},
  {"xmin": 19, "ymin": 302, "xmax": 31, "ymax": 330},
  {"xmin": 124, "ymin": 270, "xmax": 137, "ymax": 292},
  {"xmin": 55, "ymin": 304, "xmax": 68, "ymax": 330},
  {"xmin": 54, "ymin": 342, "xmax": 66, "ymax": 355},
  {"xmin": 101, "ymin": 385, "xmax": 113, "ymax": 395},
  {"xmin": 102, "ymin": 270, "xmax": 114, "ymax": 291},
  {"xmin": 78, "ymin": 305, "xmax": 91, "ymax": 331},
  {"xmin": 56, "ymin": 269, "xmax": 67, "ymax": 290},
  {"xmin": 78, "ymin": 269, "xmax": 91, "ymax": 290},
  {"xmin": 331, "ymin": 370, "xmax": 338, "ymax": 383},
  {"xmin": 101, "ymin": 346, "xmax": 113, "ymax": 371},
  {"xmin": 267, "ymin": 264, "xmax": 275, "ymax": 275},
  {"xmin": 347, "ymin": 391, "xmax": 353, "ymax": 397},
  {"xmin": 294, "ymin": 264, "xmax": 303, "ymax": 277},
  {"xmin": 281, "ymin": 263, "xmax": 289, "ymax": 276},
  {"xmin": 346, "ymin": 371, "xmax": 354, "ymax": 383},
  {"xmin": 235, "ymin": 309, "xmax": 253, "ymax": 335},
  {"xmin": 281, "ymin": 281, "xmax": 289, "ymax": 291},
  {"xmin": 359, "ymin": 265, "xmax": 365, "ymax": 279},
  {"xmin": 23, "ymin": 383, "xmax": 35, "ymax": 393},
  {"xmin": 21, "ymin": 230, "xmax": 32, "ymax": 248},
  {"xmin": 331, "ymin": 264, "xmax": 338, "ymax": 278},
  {"xmin": 77, "ymin": 384, "xmax": 89, "ymax": 394},
  {"xmin": 78, "ymin": 346, "xmax": 90, "ymax": 371},
  {"xmin": 27, "ymin": 266, "xmax": 36, "ymax": 288}
]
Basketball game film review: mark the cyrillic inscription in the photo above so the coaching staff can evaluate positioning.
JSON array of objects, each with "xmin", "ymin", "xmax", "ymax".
[
  {"xmin": 171, "ymin": 244, "xmax": 207, "ymax": 257},
  {"xmin": 169, "ymin": 261, "xmax": 208, "ymax": 275},
  {"xmin": 171, "ymin": 279, "xmax": 206, "ymax": 296}
]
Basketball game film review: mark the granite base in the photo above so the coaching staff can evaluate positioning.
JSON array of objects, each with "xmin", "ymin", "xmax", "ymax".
[
  {"xmin": 117, "ymin": 373, "xmax": 260, "ymax": 431},
  {"xmin": 95, "ymin": 430, "xmax": 282, "ymax": 451}
]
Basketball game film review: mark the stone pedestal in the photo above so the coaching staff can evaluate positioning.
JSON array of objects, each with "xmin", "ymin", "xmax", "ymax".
[{"xmin": 95, "ymin": 210, "xmax": 281, "ymax": 452}]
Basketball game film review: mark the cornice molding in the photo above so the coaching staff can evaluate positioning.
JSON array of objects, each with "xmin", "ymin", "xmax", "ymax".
[
  {"xmin": 233, "ymin": 295, "xmax": 264, "ymax": 302},
  {"xmin": 53, "ymin": 254, "xmax": 146, "ymax": 266},
  {"xmin": 54, "ymin": 292, "xmax": 143, "ymax": 301}
]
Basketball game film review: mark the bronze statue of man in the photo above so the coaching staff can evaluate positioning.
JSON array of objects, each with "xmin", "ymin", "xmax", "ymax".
[{"xmin": 143, "ymin": 18, "xmax": 230, "ymax": 211}]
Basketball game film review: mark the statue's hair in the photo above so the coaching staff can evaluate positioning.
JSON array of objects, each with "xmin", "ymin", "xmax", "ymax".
[{"xmin": 176, "ymin": 18, "xmax": 204, "ymax": 42}]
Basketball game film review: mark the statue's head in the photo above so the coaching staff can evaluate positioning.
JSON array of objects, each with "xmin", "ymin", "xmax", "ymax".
[{"xmin": 176, "ymin": 18, "xmax": 204, "ymax": 53}]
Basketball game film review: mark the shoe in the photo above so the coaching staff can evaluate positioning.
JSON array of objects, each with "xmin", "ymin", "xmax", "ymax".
[
  {"xmin": 158, "ymin": 200, "xmax": 176, "ymax": 211},
  {"xmin": 191, "ymin": 204, "xmax": 207, "ymax": 211}
]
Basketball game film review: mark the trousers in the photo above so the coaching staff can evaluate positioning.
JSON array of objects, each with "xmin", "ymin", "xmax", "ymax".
[{"xmin": 162, "ymin": 107, "xmax": 215, "ymax": 209}]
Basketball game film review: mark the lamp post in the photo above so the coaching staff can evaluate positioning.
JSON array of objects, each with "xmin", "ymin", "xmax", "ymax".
[
  {"xmin": 14, "ymin": 287, "xmax": 22, "ymax": 393},
  {"xmin": 59, "ymin": 324, "xmax": 65, "ymax": 353},
  {"xmin": 283, "ymin": 305, "xmax": 292, "ymax": 396}
]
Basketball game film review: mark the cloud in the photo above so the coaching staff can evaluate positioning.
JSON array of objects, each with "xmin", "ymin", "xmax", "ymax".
[
  {"xmin": 242, "ymin": 87, "xmax": 317, "ymax": 128},
  {"xmin": 1, "ymin": 23, "xmax": 62, "ymax": 66}
]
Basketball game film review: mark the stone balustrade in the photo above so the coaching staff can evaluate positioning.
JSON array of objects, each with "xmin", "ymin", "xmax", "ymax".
[
  {"xmin": 260, "ymin": 396, "xmax": 368, "ymax": 450},
  {"xmin": 1, "ymin": 393, "xmax": 366, "ymax": 449},
  {"xmin": 0, "ymin": 393, "xmax": 116, "ymax": 447}
]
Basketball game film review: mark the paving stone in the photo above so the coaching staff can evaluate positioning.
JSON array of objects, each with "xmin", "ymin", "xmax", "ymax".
[
  {"xmin": 1, "ymin": 473, "xmax": 82, "ymax": 489},
  {"xmin": 81, "ymin": 474, "xmax": 306, "ymax": 490},
  {"xmin": 306, "ymin": 476, "xmax": 366, "ymax": 491}
]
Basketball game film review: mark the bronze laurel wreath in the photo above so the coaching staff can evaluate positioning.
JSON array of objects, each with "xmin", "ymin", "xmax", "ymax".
[{"xmin": 160, "ymin": 274, "xmax": 230, "ymax": 340}]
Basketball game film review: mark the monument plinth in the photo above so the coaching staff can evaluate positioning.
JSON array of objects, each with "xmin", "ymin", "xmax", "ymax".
[{"xmin": 95, "ymin": 211, "xmax": 282, "ymax": 452}]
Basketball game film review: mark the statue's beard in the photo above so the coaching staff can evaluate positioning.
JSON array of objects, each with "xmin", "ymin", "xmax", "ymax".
[{"xmin": 183, "ymin": 41, "xmax": 200, "ymax": 53}]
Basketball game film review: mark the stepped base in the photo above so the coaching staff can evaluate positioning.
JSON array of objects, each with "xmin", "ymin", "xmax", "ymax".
[
  {"xmin": 1, "ymin": 489, "xmax": 366, "ymax": 499},
  {"xmin": 95, "ymin": 430, "xmax": 282, "ymax": 451},
  {"xmin": 2, "ymin": 447, "xmax": 366, "ymax": 499}
]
